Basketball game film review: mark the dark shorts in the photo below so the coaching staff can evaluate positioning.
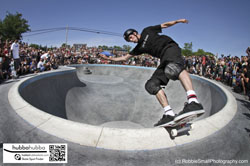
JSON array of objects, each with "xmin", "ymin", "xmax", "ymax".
[
  {"xmin": 14, "ymin": 58, "xmax": 21, "ymax": 70},
  {"xmin": 150, "ymin": 44, "xmax": 184, "ymax": 85}
]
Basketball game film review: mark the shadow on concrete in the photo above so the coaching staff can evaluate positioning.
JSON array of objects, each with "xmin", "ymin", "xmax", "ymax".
[
  {"xmin": 237, "ymin": 98, "xmax": 250, "ymax": 137},
  {"xmin": 0, "ymin": 79, "xmax": 19, "ymax": 86},
  {"xmin": 237, "ymin": 98, "xmax": 250, "ymax": 111},
  {"xmin": 19, "ymin": 71, "xmax": 86, "ymax": 119},
  {"xmin": 243, "ymin": 113, "xmax": 250, "ymax": 137},
  {"xmin": 245, "ymin": 128, "xmax": 250, "ymax": 137}
]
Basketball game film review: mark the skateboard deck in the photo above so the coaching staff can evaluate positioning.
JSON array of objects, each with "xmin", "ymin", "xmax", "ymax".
[{"xmin": 164, "ymin": 114, "xmax": 197, "ymax": 139}]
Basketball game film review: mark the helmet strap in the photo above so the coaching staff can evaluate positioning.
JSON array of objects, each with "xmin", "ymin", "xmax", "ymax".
[{"xmin": 133, "ymin": 32, "xmax": 139, "ymax": 42}]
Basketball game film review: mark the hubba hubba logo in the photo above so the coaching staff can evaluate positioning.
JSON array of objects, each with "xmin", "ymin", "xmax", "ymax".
[
  {"xmin": 3, "ymin": 143, "xmax": 68, "ymax": 163},
  {"xmin": 11, "ymin": 144, "xmax": 46, "ymax": 151},
  {"xmin": 3, "ymin": 144, "xmax": 48, "ymax": 163}
]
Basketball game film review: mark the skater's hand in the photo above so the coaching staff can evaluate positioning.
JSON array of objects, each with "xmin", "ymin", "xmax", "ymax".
[
  {"xmin": 99, "ymin": 54, "xmax": 111, "ymax": 60},
  {"xmin": 178, "ymin": 19, "xmax": 189, "ymax": 24}
]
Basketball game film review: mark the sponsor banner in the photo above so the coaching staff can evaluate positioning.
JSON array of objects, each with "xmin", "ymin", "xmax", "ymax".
[{"xmin": 3, "ymin": 143, "xmax": 67, "ymax": 163}]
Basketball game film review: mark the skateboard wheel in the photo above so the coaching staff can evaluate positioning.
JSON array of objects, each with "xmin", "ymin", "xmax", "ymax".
[
  {"xmin": 190, "ymin": 124, "xmax": 195, "ymax": 130},
  {"xmin": 171, "ymin": 129, "xmax": 178, "ymax": 137}
]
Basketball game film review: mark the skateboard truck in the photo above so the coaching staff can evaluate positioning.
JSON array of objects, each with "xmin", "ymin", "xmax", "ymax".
[
  {"xmin": 163, "ymin": 114, "xmax": 197, "ymax": 139},
  {"xmin": 170, "ymin": 123, "xmax": 194, "ymax": 137}
]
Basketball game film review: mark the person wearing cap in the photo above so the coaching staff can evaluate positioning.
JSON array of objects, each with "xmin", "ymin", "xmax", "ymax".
[{"xmin": 100, "ymin": 19, "xmax": 205, "ymax": 127}]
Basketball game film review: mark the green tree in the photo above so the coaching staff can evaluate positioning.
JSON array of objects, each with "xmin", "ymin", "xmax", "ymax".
[
  {"xmin": 61, "ymin": 43, "xmax": 67, "ymax": 47},
  {"xmin": 206, "ymin": 52, "xmax": 215, "ymax": 57},
  {"xmin": 113, "ymin": 45, "xmax": 123, "ymax": 51},
  {"xmin": 29, "ymin": 43, "xmax": 40, "ymax": 49},
  {"xmin": 98, "ymin": 45, "xmax": 109, "ymax": 50},
  {"xmin": 61, "ymin": 43, "xmax": 70, "ymax": 48},
  {"xmin": 122, "ymin": 45, "xmax": 132, "ymax": 52},
  {"xmin": 0, "ymin": 12, "xmax": 30, "ymax": 41},
  {"xmin": 182, "ymin": 42, "xmax": 193, "ymax": 57},
  {"xmin": 194, "ymin": 49, "xmax": 206, "ymax": 56}
]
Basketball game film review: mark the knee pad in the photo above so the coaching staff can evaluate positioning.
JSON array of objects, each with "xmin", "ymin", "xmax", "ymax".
[
  {"xmin": 145, "ymin": 79, "xmax": 162, "ymax": 95},
  {"xmin": 164, "ymin": 63, "xmax": 184, "ymax": 80}
]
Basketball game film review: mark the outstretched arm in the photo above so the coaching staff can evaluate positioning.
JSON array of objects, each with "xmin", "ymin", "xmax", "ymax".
[
  {"xmin": 161, "ymin": 19, "xmax": 189, "ymax": 29},
  {"xmin": 99, "ymin": 53, "xmax": 133, "ymax": 62}
]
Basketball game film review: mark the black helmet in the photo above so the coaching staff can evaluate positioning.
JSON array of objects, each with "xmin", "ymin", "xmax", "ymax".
[{"xmin": 123, "ymin": 29, "xmax": 138, "ymax": 42}]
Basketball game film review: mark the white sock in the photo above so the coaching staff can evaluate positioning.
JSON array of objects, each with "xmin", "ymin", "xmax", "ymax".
[
  {"xmin": 163, "ymin": 105, "xmax": 175, "ymax": 116},
  {"xmin": 187, "ymin": 90, "xmax": 199, "ymax": 104}
]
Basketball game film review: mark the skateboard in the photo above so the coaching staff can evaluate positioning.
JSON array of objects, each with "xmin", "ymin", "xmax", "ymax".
[
  {"xmin": 164, "ymin": 114, "xmax": 197, "ymax": 139},
  {"xmin": 83, "ymin": 67, "xmax": 92, "ymax": 74}
]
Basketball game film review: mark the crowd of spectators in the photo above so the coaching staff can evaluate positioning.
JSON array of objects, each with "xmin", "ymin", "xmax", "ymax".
[
  {"xmin": 0, "ymin": 40, "xmax": 159, "ymax": 82},
  {"xmin": 0, "ymin": 39, "xmax": 249, "ymax": 100},
  {"xmin": 184, "ymin": 50, "xmax": 250, "ymax": 100}
]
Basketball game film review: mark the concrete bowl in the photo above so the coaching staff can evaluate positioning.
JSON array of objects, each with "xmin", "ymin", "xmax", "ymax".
[{"xmin": 8, "ymin": 64, "xmax": 237, "ymax": 150}]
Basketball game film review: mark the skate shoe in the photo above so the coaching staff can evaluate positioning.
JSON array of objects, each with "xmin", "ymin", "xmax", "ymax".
[
  {"xmin": 154, "ymin": 115, "xmax": 175, "ymax": 127},
  {"xmin": 174, "ymin": 102, "xmax": 205, "ymax": 122}
]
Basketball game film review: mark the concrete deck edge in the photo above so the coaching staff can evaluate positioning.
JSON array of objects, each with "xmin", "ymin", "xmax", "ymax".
[{"xmin": 8, "ymin": 65, "xmax": 237, "ymax": 151}]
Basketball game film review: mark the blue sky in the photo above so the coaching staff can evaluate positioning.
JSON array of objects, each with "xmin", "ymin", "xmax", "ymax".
[{"xmin": 1, "ymin": 0, "xmax": 250, "ymax": 57}]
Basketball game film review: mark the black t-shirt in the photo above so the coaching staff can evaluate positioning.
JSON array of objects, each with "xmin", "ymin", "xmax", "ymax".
[{"xmin": 129, "ymin": 25, "xmax": 177, "ymax": 58}]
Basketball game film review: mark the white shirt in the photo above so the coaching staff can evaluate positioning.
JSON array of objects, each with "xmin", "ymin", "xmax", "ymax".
[
  {"xmin": 37, "ymin": 61, "xmax": 44, "ymax": 69},
  {"xmin": 41, "ymin": 53, "xmax": 49, "ymax": 59},
  {"xmin": 11, "ymin": 42, "xmax": 19, "ymax": 59}
]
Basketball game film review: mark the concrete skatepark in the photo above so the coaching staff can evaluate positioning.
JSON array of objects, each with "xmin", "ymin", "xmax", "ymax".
[{"xmin": 1, "ymin": 64, "xmax": 250, "ymax": 165}]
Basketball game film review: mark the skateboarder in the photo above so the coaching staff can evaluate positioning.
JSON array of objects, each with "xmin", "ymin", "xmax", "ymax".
[{"xmin": 100, "ymin": 19, "xmax": 205, "ymax": 127}]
